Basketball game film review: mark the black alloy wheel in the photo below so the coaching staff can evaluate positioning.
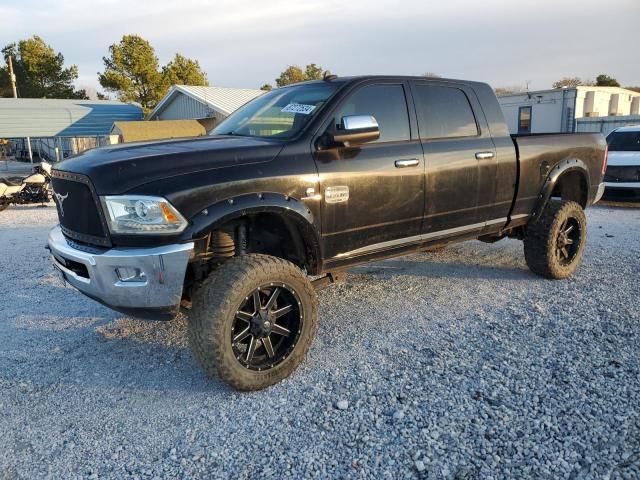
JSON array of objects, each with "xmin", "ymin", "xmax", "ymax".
[
  {"xmin": 188, "ymin": 254, "xmax": 318, "ymax": 391},
  {"xmin": 231, "ymin": 283, "xmax": 303, "ymax": 371},
  {"xmin": 524, "ymin": 200, "xmax": 587, "ymax": 279},
  {"xmin": 555, "ymin": 217, "xmax": 581, "ymax": 266}
]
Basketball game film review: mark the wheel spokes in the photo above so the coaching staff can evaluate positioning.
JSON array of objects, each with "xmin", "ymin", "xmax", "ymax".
[
  {"xmin": 273, "ymin": 304, "xmax": 293, "ymax": 319},
  {"xmin": 235, "ymin": 310, "xmax": 253, "ymax": 322},
  {"xmin": 246, "ymin": 336, "xmax": 257, "ymax": 363},
  {"xmin": 561, "ymin": 247, "xmax": 569, "ymax": 259},
  {"xmin": 231, "ymin": 283, "xmax": 302, "ymax": 370},
  {"xmin": 252, "ymin": 290, "xmax": 262, "ymax": 313},
  {"xmin": 271, "ymin": 323, "xmax": 291, "ymax": 337},
  {"xmin": 264, "ymin": 287, "xmax": 280, "ymax": 310},
  {"xmin": 564, "ymin": 224, "xmax": 574, "ymax": 235},
  {"xmin": 263, "ymin": 336, "xmax": 275, "ymax": 358},
  {"xmin": 233, "ymin": 327, "xmax": 251, "ymax": 344},
  {"xmin": 559, "ymin": 220, "xmax": 567, "ymax": 234}
]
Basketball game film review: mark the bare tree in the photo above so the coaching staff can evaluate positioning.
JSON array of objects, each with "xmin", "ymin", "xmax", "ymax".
[
  {"xmin": 552, "ymin": 77, "xmax": 594, "ymax": 89},
  {"xmin": 494, "ymin": 86, "xmax": 524, "ymax": 96}
]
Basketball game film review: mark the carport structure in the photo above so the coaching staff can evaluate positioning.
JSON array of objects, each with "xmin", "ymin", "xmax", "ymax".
[{"xmin": 0, "ymin": 98, "xmax": 143, "ymax": 163}]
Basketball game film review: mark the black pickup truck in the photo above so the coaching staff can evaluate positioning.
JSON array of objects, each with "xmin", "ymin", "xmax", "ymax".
[{"xmin": 48, "ymin": 76, "xmax": 607, "ymax": 390}]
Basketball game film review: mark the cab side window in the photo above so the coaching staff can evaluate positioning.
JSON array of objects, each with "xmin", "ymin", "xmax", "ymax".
[
  {"xmin": 413, "ymin": 85, "xmax": 479, "ymax": 139},
  {"xmin": 332, "ymin": 84, "xmax": 411, "ymax": 143}
]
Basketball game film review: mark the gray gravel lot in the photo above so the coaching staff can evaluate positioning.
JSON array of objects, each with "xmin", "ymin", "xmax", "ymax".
[{"xmin": 1, "ymin": 203, "xmax": 639, "ymax": 479}]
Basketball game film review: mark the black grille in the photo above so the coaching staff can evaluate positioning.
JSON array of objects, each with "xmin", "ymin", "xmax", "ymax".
[
  {"xmin": 51, "ymin": 171, "xmax": 110, "ymax": 247},
  {"xmin": 604, "ymin": 166, "xmax": 640, "ymax": 183}
]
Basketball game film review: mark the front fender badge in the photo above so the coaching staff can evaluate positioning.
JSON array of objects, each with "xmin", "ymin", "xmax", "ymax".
[{"xmin": 325, "ymin": 186, "xmax": 349, "ymax": 204}]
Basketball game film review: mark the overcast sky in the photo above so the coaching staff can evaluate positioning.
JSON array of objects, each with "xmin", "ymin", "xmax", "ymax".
[{"xmin": 1, "ymin": 0, "xmax": 639, "ymax": 95}]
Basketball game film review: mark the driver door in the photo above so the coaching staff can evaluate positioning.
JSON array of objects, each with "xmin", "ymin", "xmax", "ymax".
[{"xmin": 313, "ymin": 81, "xmax": 425, "ymax": 260}]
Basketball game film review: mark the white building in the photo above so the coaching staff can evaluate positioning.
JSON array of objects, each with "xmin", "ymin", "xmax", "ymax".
[
  {"xmin": 148, "ymin": 85, "xmax": 264, "ymax": 130},
  {"xmin": 498, "ymin": 86, "xmax": 640, "ymax": 134}
]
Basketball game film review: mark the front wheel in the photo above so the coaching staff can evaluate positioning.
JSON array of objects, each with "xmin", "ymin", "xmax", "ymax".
[
  {"xmin": 188, "ymin": 254, "xmax": 318, "ymax": 391},
  {"xmin": 524, "ymin": 200, "xmax": 587, "ymax": 279}
]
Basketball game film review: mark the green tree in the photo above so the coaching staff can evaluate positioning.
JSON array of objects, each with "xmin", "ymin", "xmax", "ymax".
[
  {"xmin": 595, "ymin": 74, "xmax": 620, "ymax": 87},
  {"xmin": 260, "ymin": 83, "xmax": 273, "ymax": 91},
  {"xmin": 162, "ymin": 53, "xmax": 208, "ymax": 87},
  {"xmin": 99, "ymin": 35, "xmax": 164, "ymax": 113},
  {"xmin": 275, "ymin": 63, "xmax": 330, "ymax": 87},
  {"xmin": 276, "ymin": 65, "xmax": 306, "ymax": 87},
  {"xmin": 99, "ymin": 36, "xmax": 209, "ymax": 114},
  {"xmin": 304, "ymin": 63, "xmax": 324, "ymax": 81},
  {"xmin": 0, "ymin": 35, "xmax": 87, "ymax": 98}
]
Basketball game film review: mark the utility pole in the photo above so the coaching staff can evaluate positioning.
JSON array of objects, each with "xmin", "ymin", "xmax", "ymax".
[{"xmin": 8, "ymin": 56, "xmax": 18, "ymax": 98}]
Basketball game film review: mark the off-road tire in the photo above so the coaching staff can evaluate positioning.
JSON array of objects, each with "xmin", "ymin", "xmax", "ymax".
[
  {"xmin": 188, "ymin": 254, "xmax": 318, "ymax": 391},
  {"xmin": 524, "ymin": 200, "xmax": 587, "ymax": 279}
]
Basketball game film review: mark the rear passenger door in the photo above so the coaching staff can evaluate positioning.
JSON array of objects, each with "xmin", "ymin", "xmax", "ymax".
[
  {"xmin": 314, "ymin": 81, "xmax": 425, "ymax": 259},
  {"xmin": 410, "ymin": 81, "xmax": 498, "ymax": 233}
]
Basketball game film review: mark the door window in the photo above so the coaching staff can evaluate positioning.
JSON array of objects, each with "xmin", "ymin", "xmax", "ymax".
[
  {"xmin": 331, "ymin": 84, "xmax": 410, "ymax": 143},
  {"xmin": 518, "ymin": 106, "xmax": 532, "ymax": 134},
  {"xmin": 413, "ymin": 85, "xmax": 479, "ymax": 139}
]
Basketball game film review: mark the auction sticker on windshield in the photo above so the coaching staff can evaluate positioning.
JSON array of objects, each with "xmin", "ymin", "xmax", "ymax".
[{"xmin": 281, "ymin": 103, "xmax": 316, "ymax": 115}]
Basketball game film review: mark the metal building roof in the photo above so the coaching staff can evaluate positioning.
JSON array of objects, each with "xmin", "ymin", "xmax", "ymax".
[
  {"xmin": 111, "ymin": 119, "xmax": 206, "ymax": 142},
  {"xmin": 0, "ymin": 98, "xmax": 143, "ymax": 138},
  {"xmin": 149, "ymin": 85, "xmax": 264, "ymax": 120}
]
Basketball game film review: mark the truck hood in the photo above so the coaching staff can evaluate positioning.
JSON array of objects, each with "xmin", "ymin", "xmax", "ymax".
[{"xmin": 53, "ymin": 135, "xmax": 284, "ymax": 194}]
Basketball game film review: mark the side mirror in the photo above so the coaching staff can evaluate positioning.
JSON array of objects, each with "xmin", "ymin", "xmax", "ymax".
[{"xmin": 329, "ymin": 115, "xmax": 380, "ymax": 147}]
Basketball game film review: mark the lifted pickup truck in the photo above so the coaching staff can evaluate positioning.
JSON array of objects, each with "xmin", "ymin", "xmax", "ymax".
[{"xmin": 48, "ymin": 76, "xmax": 607, "ymax": 390}]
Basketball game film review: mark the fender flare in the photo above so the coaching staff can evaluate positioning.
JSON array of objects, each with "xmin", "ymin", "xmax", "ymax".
[
  {"xmin": 531, "ymin": 158, "xmax": 590, "ymax": 222},
  {"xmin": 181, "ymin": 192, "xmax": 322, "ymax": 272}
]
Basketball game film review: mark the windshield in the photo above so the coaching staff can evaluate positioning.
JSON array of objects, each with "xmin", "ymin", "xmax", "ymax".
[
  {"xmin": 211, "ymin": 83, "xmax": 340, "ymax": 139},
  {"xmin": 607, "ymin": 131, "xmax": 640, "ymax": 151}
]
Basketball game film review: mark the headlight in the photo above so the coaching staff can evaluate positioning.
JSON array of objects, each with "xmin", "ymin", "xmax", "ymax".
[{"xmin": 101, "ymin": 195, "xmax": 188, "ymax": 234}]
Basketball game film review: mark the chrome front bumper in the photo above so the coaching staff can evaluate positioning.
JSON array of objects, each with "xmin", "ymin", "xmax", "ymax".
[
  {"xmin": 604, "ymin": 181, "xmax": 640, "ymax": 189},
  {"xmin": 48, "ymin": 226, "xmax": 193, "ymax": 320}
]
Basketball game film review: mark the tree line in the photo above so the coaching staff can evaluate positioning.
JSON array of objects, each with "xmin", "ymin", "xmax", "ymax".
[
  {"xmin": 2, "ymin": 35, "xmax": 638, "ymax": 113},
  {"xmin": 495, "ymin": 74, "xmax": 640, "ymax": 96},
  {"xmin": 0, "ymin": 35, "xmax": 332, "ymax": 114}
]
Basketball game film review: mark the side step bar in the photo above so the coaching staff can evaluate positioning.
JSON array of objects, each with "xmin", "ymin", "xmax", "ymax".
[{"xmin": 311, "ymin": 271, "xmax": 346, "ymax": 291}]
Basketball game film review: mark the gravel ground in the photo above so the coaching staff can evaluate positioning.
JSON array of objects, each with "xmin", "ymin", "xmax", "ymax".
[{"xmin": 1, "ymin": 203, "xmax": 639, "ymax": 479}]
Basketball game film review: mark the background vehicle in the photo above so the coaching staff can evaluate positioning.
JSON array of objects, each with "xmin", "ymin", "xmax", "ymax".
[
  {"xmin": 603, "ymin": 126, "xmax": 640, "ymax": 200},
  {"xmin": 0, "ymin": 161, "xmax": 51, "ymax": 212},
  {"xmin": 47, "ymin": 76, "xmax": 606, "ymax": 390}
]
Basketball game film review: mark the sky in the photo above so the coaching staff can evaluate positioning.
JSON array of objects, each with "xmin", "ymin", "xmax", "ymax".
[{"xmin": 1, "ymin": 0, "xmax": 639, "ymax": 96}]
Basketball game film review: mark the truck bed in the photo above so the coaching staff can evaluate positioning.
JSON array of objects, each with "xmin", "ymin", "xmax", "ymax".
[{"xmin": 510, "ymin": 133, "xmax": 606, "ymax": 219}]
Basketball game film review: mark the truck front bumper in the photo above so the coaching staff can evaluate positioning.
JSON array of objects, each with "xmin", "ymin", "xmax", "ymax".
[
  {"xmin": 48, "ymin": 226, "xmax": 193, "ymax": 320},
  {"xmin": 602, "ymin": 183, "xmax": 640, "ymax": 201}
]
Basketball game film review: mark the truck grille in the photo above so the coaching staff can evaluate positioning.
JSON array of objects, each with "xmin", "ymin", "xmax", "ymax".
[
  {"xmin": 604, "ymin": 166, "xmax": 640, "ymax": 183},
  {"xmin": 51, "ymin": 171, "xmax": 111, "ymax": 247}
]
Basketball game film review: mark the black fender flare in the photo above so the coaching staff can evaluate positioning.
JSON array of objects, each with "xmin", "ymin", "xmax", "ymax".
[
  {"xmin": 181, "ymin": 192, "xmax": 322, "ymax": 272},
  {"xmin": 531, "ymin": 158, "xmax": 590, "ymax": 222}
]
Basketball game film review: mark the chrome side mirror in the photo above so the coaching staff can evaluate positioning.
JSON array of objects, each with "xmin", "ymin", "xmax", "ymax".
[{"xmin": 330, "ymin": 115, "xmax": 380, "ymax": 147}]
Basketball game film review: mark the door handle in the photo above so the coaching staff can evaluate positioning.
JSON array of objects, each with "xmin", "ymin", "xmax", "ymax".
[
  {"xmin": 394, "ymin": 158, "xmax": 420, "ymax": 168},
  {"xmin": 475, "ymin": 151, "xmax": 495, "ymax": 160}
]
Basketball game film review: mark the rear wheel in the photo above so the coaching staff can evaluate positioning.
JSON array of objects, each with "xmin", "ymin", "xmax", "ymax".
[
  {"xmin": 524, "ymin": 200, "xmax": 587, "ymax": 279},
  {"xmin": 188, "ymin": 254, "xmax": 318, "ymax": 390}
]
